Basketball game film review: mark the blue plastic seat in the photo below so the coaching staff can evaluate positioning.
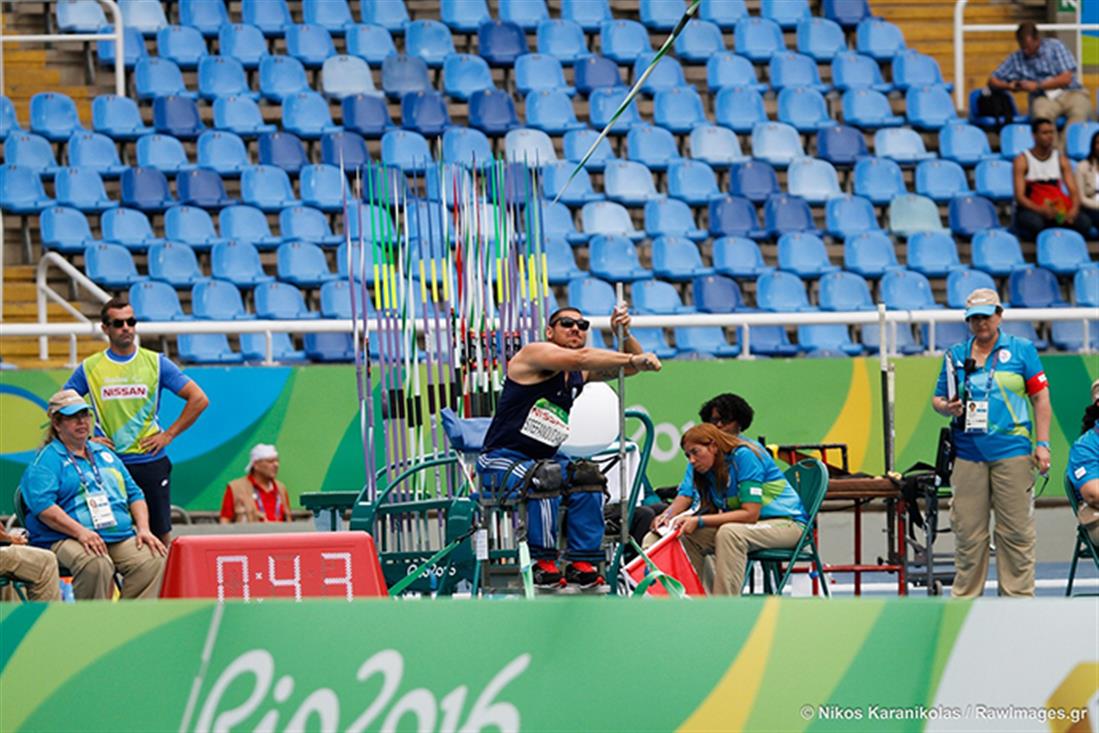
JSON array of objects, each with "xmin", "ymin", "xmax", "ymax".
[
  {"xmin": 666, "ymin": 160, "xmax": 719, "ymax": 206},
  {"xmin": 756, "ymin": 270, "xmax": 812, "ymax": 311},
  {"xmin": 479, "ymin": 20, "xmax": 529, "ymax": 67},
  {"xmin": 146, "ymin": 241, "xmax": 206, "ymax": 288},
  {"xmin": 708, "ymin": 195, "xmax": 766, "ymax": 239},
  {"xmin": 825, "ymin": 195, "xmax": 881, "ymax": 239},
  {"xmin": 645, "ymin": 198, "xmax": 706, "ymax": 241},
  {"xmin": 777, "ymin": 233, "xmax": 837, "ymax": 278},
  {"xmin": 967, "ymin": 88, "xmax": 1027, "ymax": 130},
  {"xmin": 588, "ymin": 87, "xmax": 643, "ymax": 134},
  {"xmin": 604, "ymin": 160, "xmax": 662, "ymax": 207},
  {"xmin": 283, "ymin": 91, "xmax": 342, "ymax": 140},
  {"xmin": 536, "ymin": 19, "xmax": 588, "ymax": 65},
  {"xmin": 573, "ymin": 55, "xmax": 622, "ymax": 97},
  {"xmin": 539, "ymin": 235, "xmax": 583, "ymax": 284},
  {"xmin": 280, "ymin": 206, "xmax": 341, "ymax": 247},
  {"xmin": 195, "ymin": 131, "xmax": 250, "ymax": 178},
  {"xmin": 197, "ymin": 56, "xmax": 254, "ymax": 101},
  {"xmin": 627, "ymin": 125, "xmax": 685, "ymax": 173},
  {"xmin": 796, "ymin": 17, "xmax": 845, "ymax": 62},
  {"xmin": 880, "ymin": 268, "xmax": 941, "ymax": 310},
  {"xmin": 564, "ymin": 128, "xmax": 617, "ymax": 171},
  {"xmin": 303, "ymin": 0, "xmax": 353, "ymax": 35},
  {"xmin": 1008, "ymin": 266, "xmax": 1065, "ymax": 308},
  {"xmin": 134, "ymin": 57, "xmax": 194, "ymax": 101},
  {"xmin": 165, "ymin": 205, "xmax": 227, "ymax": 250},
  {"xmin": 218, "ymin": 24, "xmax": 268, "ymax": 70},
  {"xmin": 633, "ymin": 53, "xmax": 687, "ymax": 97},
  {"xmin": 100, "ymin": 207, "xmax": 164, "ymax": 251},
  {"xmin": 120, "ymin": 0, "xmax": 168, "ymax": 36},
  {"xmin": 1066, "ymin": 122, "xmax": 1099, "ymax": 161},
  {"xmin": 914, "ymin": 159, "xmax": 970, "ymax": 203},
  {"xmin": 380, "ymin": 54, "xmax": 430, "ymax": 100},
  {"xmin": 361, "ymin": 0, "xmax": 409, "ymax": 34},
  {"xmin": 699, "ymin": 0, "xmax": 746, "ymax": 29},
  {"xmin": 713, "ymin": 86, "xmax": 767, "ymax": 134},
  {"xmin": 299, "ymin": 163, "xmax": 349, "ymax": 212},
  {"xmin": 441, "ymin": 126, "xmax": 493, "ymax": 169},
  {"xmin": 55, "ymin": 167, "xmax": 116, "ymax": 213},
  {"xmin": 57, "ymin": 0, "xmax": 108, "ymax": 32},
  {"xmin": 581, "ymin": 201, "xmax": 644, "ymax": 240},
  {"xmin": 84, "ymin": 243, "xmax": 146, "ymax": 289},
  {"xmin": 706, "ymin": 52, "xmax": 767, "ymax": 93},
  {"xmin": 844, "ymin": 231, "xmax": 900, "ymax": 278},
  {"xmin": 276, "ymin": 241, "xmax": 337, "ymax": 287},
  {"xmin": 136, "ymin": 134, "xmax": 195, "ymax": 176},
  {"xmin": 0, "ymin": 96, "xmax": 21, "ymax": 141},
  {"xmin": 1074, "ymin": 268, "xmax": 1099, "ymax": 307},
  {"xmin": 346, "ymin": 23, "xmax": 396, "ymax": 66},
  {"xmin": 999, "ymin": 123, "xmax": 1034, "ymax": 160},
  {"xmin": 817, "ymin": 125, "xmax": 869, "ymax": 168},
  {"xmin": 177, "ymin": 334, "xmax": 244, "ymax": 364},
  {"xmin": 381, "ymin": 129, "xmax": 433, "ymax": 172},
  {"xmin": 906, "ymin": 85, "xmax": 959, "ymax": 130},
  {"xmin": 1037, "ymin": 228, "xmax": 1092, "ymax": 275},
  {"xmin": 152, "ymin": 95, "xmax": 204, "ymax": 139},
  {"xmin": 709, "ymin": 237, "xmax": 767, "ymax": 280},
  {"xmin": 692, "ymin": 274, "xmax": 747, "ymax": 314},
  {"xmin": 541, "ymin": 199, "xmax": 587, "ymax": 244},
  {"xmin": 561, "ymin": 0, "xmax": 611, "ymax": 32},
  {"xmin": 177, "ymin": 168, "xmax": 236, "ymax": 209},
  {"xmin": 220, "ymin": 204, "xmax": 284, "ymax": 249},
  {"xmin": 498, "ymin": 0, "xmax": 548, "ymax": 30},
  {"xmin": 687, "ymin": 124, "xmax": 747, "ymax": 170},
  {"xmin": 129, "ymin": 281, "xmax": 186, "ymax": 321},
  {"xmin": 96, "ymin": 26, "xmax": 147, "ymax": 70},
  {"xmin": 842, "ymin": 89, "xmax": 903, "ymax": 129},
  {"xmin": 653, "ymin": 87, "xmax": 706, "ymax": 134},
  {"xmin": 541, "ymin": 162, "xmax": 601, "ymax": 206},
  {"xmin": 212, "ymin": 95, "xmax": 275, "ymax": 138},
  {"xmin": 321, "ymin": 55, "xmax": 377, "ymax": 100},
  {"xmin": 156, "ymin": 25, "xmax": 207, "ymax": 69},
  {"xmin": 524, "ymin": 89, "xmax": 586, "ymax": 135},
  {"xmin": 678, "ymin": 326, "xmax": 742, "ymax": 358},
  {"xmin": 751, "ymin": 122, "xmax": 805, "ymax": 168},
  {"xmin": 440, "ymin": 0, "xmax": 491, "ymax": 34},
  {"xmin": 906, "ymin": 232, "xmax": 963, "ymax": 277},
  {"xmin": 761, "ymin": 0, "xmax": 810, "ymax": 28},
  {"xmin": 212, "ymin": 240, "xmax": 275, "ymax": 286},
  {"xmin": 258, "ymin": 56, "xmax": 309, "ymax": 103},
  {"xmin": 973, "ymin": 159, "xmax": 1014, "ymax": 201},
  {"xmin": 939, "ymin": 123, "xmax": 997, "ymax": 167},
  {"xmin": 300, "ymin": 333, "xmax": 352, "ymax": 362},
  {"xmin": 819, "ymin": 270, "xmax": 875, "ymax": 311},
  {"xmin": 41, "ymin": 206, "xmax": 98, "ymax": 253},
  {"xmin": 258, "ymin": 131, "xmax": 309, "ymax": 175},
  {"xmin": 856, "ymin": 18, "xmax": 906, "ymax": 62},
  {"xmin": 734, "ymin": 17, "xmax": 785, "ymax": 63},
  {"xmin": 651, "ymin": 236, "xmax": 713, "ymax": 281},
  {"xmin": 971, "ymin": 229, "xmax": 1028, "ymax": 276},
  {"xmin": 874, "ymin": 127, "xmax": 935, "ymax": 164},
  {"xmin": 778, "ymin": 88, "xmax": 837, "ymax": 133},
  {"xmin": 599, "ymin": 19, "xmax": 651, "ymax": 65},
  {"xmin": 317, "ymin": 279, "xmax": 357, "ymax": 318},
  {"xmin": 515, "ymin": 54, "xmax": 575, "ymax": 98},
  {"xmin": 799, "ymin": 324, "xmax": 863, "ymax": 356},
  {"xmin": 588, "ymin": 235, "xmax": 652, "ymax": 282},
  {"xmin": 241, "ymin": 165, "xmax": 300, "ymax": 212},
  {"xmin": 567, "ymin": 277, "xmax": 616, "ymax": 320},
  {"xmin": 729, "ymin": 160, "xmax": 779, "ymax": 203},
  {"xmin": 948, "ymin": 194, "xmax": 1000, "ymax": 238},
  {"xmin": 832, "ymin": 51, "xmax": 892, "ymax": 93},
  {"xmin": 764, "ymin": 194, "xmax": 818, "ymax": 239},
  {"xmin": 400, "ymin": 90, "xmax": 450, "ymax": 137},
  {"xmin": 639, "ymin": 0, "xmax": 685, "ymax": 31},
  {"xmin": 241, "ymin": 0, "xmax": 291, "ymax": 36},
  {"xmin": 179, "ymin": 0, "xmax": 229, "ymax": 37},
  {"xmin": 5, "ymin": 133, "xmax": 62, "ymax": 177},
  {"xmin": 30, "ymin": 92, "xmax": 86, "ymax": 143},
  {"xmin": 634, "ymin": 277, "xmax": 695, "ymax": 320},
  {"xmin": 853, "ymin": 156, "xmax": 907, "ymax": 204},
  {"xmin": 894, "ymin": 51, "xmax": 951, "ymax": 91},
  {"xmin": 770, "ymin": 52, "xmax": 829, "ymax": 93},
  {"xmin": 1048, "ymin": 320, "xmax": 1098, "ymax": 352},
  {"xmin": 888, "ymin": 194, "xmax": 947, "ymax": 238},
  {"xmin": 256, "ymin": 282, "xmax": 320, "ymax": 319},
  {"xmin": 342, "ymin": 94, "xmax": 393, "ymax": 139},
  {"xmin": 505, "ymin": 128, "xmax": 557, "ymax": 166},
  {"xmin": 945, "ymin": 268, "xmax": 996, "ymax": 308},
  {"xmin": 861, "ymin": 320, "xmax": 922, "ymax": 355},
  {"xmin": 120, "ymin": 167, "xmax": 175, "ymax": 212},
  {"xmin": 676, "ymin": 20, "xmax": 725, "ymax": 64},
  {"xmin": 404, "ymin": 19, "xmax": 455, "ymax": 68},
  {"xmin": 319, "ymin": 130, "xmax": 369, "ymax": 170},
  {"xmin": 823, "ymin": 0, "xmax": 870, "ymax": 27},
  {"xmin": 442, "ymin": 54, "xmax": 494, "ymax": 102}
]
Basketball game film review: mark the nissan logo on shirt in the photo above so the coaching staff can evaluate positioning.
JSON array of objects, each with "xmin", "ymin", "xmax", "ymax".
[{"xmin": 100, "ymin": 384, "xmax": 149, "ymax": 400}]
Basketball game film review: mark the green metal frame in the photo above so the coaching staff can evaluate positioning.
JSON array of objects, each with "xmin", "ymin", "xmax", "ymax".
[{"xmin": 1064, "ymin": 476, "xmax": 1099, "ymax": 597}]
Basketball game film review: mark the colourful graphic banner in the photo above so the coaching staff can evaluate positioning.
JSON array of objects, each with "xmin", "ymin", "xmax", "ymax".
[
  {"xmin": 1, "ymin": 598, "xmax": 1095, "ymax": 732},
  {"xmin": 2, "ymin": 355, "xmax": 1095, "ymax": 512}
]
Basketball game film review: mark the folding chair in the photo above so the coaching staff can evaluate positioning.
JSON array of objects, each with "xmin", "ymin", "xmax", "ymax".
[{"xmin": 1065, "ymin": 476, "xmax": 1099, "ymax": 597}]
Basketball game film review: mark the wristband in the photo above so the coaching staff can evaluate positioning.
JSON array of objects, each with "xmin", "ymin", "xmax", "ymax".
[
  {"xmin": 697, "ymin": 516, "xmax": 704, "ymax": 529},
  {"xmin": 1036, "ymin": 440, "xmax": 1050, "ymax": 449}
]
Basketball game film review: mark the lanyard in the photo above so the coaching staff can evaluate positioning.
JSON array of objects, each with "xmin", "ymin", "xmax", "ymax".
[
  {"xmin": 964, "ymin": 336, "xmax": 1001, "ymax": 402},
  {"xmin": 252, "ymin": 479, "xmax": 282, "ymax": 520},
  {"xmin": 64, "ymin": 445, "xmax": 108, "ymax": 497}
]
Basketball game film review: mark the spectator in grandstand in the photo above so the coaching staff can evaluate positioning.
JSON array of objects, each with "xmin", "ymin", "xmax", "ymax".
[
  {"xmin": 1075, "ymin": 130, "xmax": 1099, "ymax": 218},
  {"xmin": 0, "ymin": 525, "xmax": 61, "ymax": 601},
  {"xmin": 477, "ymin": 304, "xmax": 661, "ymax": 590},
  {"xmin": 219, "ymin": 444, "xmax": 292, "ymax": 523},
  {"xmin": 931, "ymin": 288, "xmax": 1051, "ymax": 598},
  {"xmin": 64, "ymin": 296, "xmax": 209, "ymax": 545},
  {"xmin": 1012, "ymin": 118, "xmax": 1093, "ymax": 241},
  {"xmin": 1066, "ymin": 379, "xmax": 1099, "ymax": 547},
  {"xmin": 646, "ymin": 423, "xmax": 807, "ymax": 596},
  {"xmin": 19, "ymin": 390, "xmax": 166, "ymax": 600},
  {"xmin": 988, "ymin": 22, "xmax": 1092, "ymax": 129}
]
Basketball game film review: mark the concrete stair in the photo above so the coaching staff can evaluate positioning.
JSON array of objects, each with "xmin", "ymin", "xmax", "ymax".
[{"xmin": 1, "ymin": 266, "xmax": 102, "ymax": 370}]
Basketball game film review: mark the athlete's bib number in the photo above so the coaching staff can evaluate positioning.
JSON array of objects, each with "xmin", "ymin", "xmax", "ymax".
[{"xmin": 520, "ymin": 399, "xmax": 570, "ymax": 447}]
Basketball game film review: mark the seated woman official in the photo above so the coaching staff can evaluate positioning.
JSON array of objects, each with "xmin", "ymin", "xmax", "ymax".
[
  {"xmin": 19, "ymin": 390, "xmax": 167, "ymax": 600},
  {"xmin": 1067, "ymin": 379, "xmax": 1099, "ymax": 546},
  {"xmin": 645, "ymin": 424, "xmax": 807, "ymax": 595}
]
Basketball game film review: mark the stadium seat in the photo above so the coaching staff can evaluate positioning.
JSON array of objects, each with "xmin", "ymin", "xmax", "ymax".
[
  {"xmin": 914, "ymin": 159, "xmax": 971, "ymax": 203},
  {"xmin": 156, "ymin": 25, "xmax": 207, "ymax": 69},
  {"xmin": 147, "ymin": 241, "xmax": 206, "ymax": 288},
  {"xmin": 300, "ymin": 333, "xmax": 352, "ymax": 362},
  {"xmin": 321, "ymin": 55, "xmax": 378, "ymax": 100},
  {"xmin": 441, "ymin": 126, "xmax": 493, "ymax": 169},
  {"xmin": 856, "ymin": 18, "xmax": 906, "ymax": 61},
  {"xmin": 880, "ymin": 268, "xmax": 941, "ymax": 310},
  {"xmin": 136, "ymin": 134, "xmax": 196, "ymax": 176},
  {"xmin": 120, "ymin": 167, "xmax": 175, "ymax": 212},
  {"xmin": 129, "ymin": 281, "xmax": 186, "ymax": 321},
  {"xmin": 85, "ymin": 243, "xmax": 147, "ymax": 289},
  {"xmin": 939, "ymin": 123, "xmax": 997, "ymax": 167},
  {"xmin": 1074, "ymin": 267, "xmax": 1099, "ymax": 307},
  {"xmin": 194, "ymin": 131, "xmax": 249, "ymax": 178},
  {"xmin": 300, "ymin": 163, "xmax": 350, "ymax": 212},
  {"xmin": 165, "ymin": 205, "xmax": 226, "ymax": 251},
  {"xmin": 645, "ymin": 199, "xmax": 706, "ymax": 241},
  {"xmin": 303, "ymin": 0, "xmax": 353, "ymax": 35},
  {"xmin": 582, "ymin": 201, "xmax": 644, "ymax": 240},
  {"xmin": 604, "ymin": 160, "xmax": 663, "ymax": 207},
  {"xmin": 259, "ymin": 131, "xmax": 310, "ymax": 175},
  {"xmin": 401, "ymin": 90, "xmax": 451, "ymax": 137},
  {"xmin": 1037, "ymin": 229, "xmax": 1093, "ymax": 275},
  {"xmin": 832, "ymin": 51, "xmax": 892, "ymax": 93},
  {"xmin": 67, "ymin": 132, "xmax": 125, "ymax": 180},
  {"xmin": 238, "ymin": 0, "xmax": 289, "ymax": 37},
  {"xmin": 874, "ymin": 127, "xmax": 935, "ymax": 164},
  {"xmin": 561, "ymin": 0, "xmax": 612, "ymax": 32},
  {"xmin": 639, "ymin": 0, "xmax": 685, "ymax": 31},
  {"xmin": 381, "ymin": 54, "xmax": 431, "ymax": 100},
  {"xmin": 734, "ymin": 17, "xmax": 785, "ymax": 63},
  {"xmin": 971, "ymin": 229, "xmax": 1028, "ymax": 276},
  {"xmin": 100, "ymin": 207, "xmax": 163, "ymax": 251},
  {"xmin": 218, "ymin": 24, "xmax": 268, "ymax": 70},
  {"xmin": 708, "ymin": 195, "xmax": 766, "ymax": 239},
  {"xmin": 906, "ymin": 232, "xmax": 964, "ymax": 277},
  {"xmin": 861, "ymin": 320, "xmax": 922, "ymax": 355},
  {"xmin": 634, "ymin": 54, "xmax": 687, "ymax": 96},
  {"xmin": 219, "ymin": 205, "xmax": 284, "ymax": 249},
  {"xmin": 525, "ymin": 89, "xmax": 586, "ymax": 135},
  {"xmin": 543, "ymin": 235, "xmax": 586, "ymax": 284},
  {"xmin": 633, "ymin": 278, "xmax": 695, "ymax": 315},
  {"xmin": 213, "ymin": 96, "xmax": 276, "ymax": 138},
  {"xmin": 888, "ymin": 194, "xmax": 946, "ymax": 238},
  {"xmin": 96, "ymin": 26, "xmax": 146, "ymax": 69},
  {"xmin": 241, "ymin": 165, "xmax": 300, "ymax": 212},
  {"xmin": 762, "ymin": 0, "xmax": 810, "ymax": 29},
  {"xmin": 479, "ymin": 20, "xmax": 529, "ymax": 68},
  {"xmin": 280, "ymin": 206, "xmax": 341, "ymax": 247},
  {"xmin": 442, "ymin": 54, "xmax": 494, "ymax": 102},
  {"xmin": 825, "ymin": 195, "xmax": 881, "ymax": 239},
  {"xmin": 700, "ymin": 0, "xmax": 746, "ymax": 29},
  {"xmin": 440, "ymin": 0, "xmax": 491, "ymax": 34},
  {"xmin": 712, "ymin": 236, "xmax": 769, "ymax": 280},
  {"xmin": 568, "ymin": 277, "xmax": 617, "ymax": 321},
  {"xmin": 537, "ymin": 19, "xmax": 589, "ymax": 65},
  {"xmin": 0, "ymin": 95, "xmax": 21, "ymax": 141},
  {"xmin": 819, "ymin": 270, "xmax": 875, "ymax": 311},
  {"xmin": 153, "ymin": 95, "xmax": 205, "ymax": 139},
  {"xmin": 541, "ymin": 199, "xmax": 587, "ymax": 244},
  {"xmin": 999, "ymin": 123, "xmax": 1033, "ymax": 160},
  {"xmin": 342, "ymin": 94, "xmax": 394, "ymax": 139},
  {"xmin": 381, "ymin": 129, "xmax": 433, "ymax": 172},
  {"xmin": 177, "ymin": 168, "xmax": 236, "ymax": 210},
  {"xmin": 777, "ymin": 233, "xmax": 838, "ymax": 278},
  {"xmin": 573, "ymin": 55, "xmax": 621, "ymax": 97},
  {"xmin": 1066, "ymin": 122, "xmax": 1099, "ymax": 161},
  {"xmin": 823, "ymin": 0, "xmax": 871, "ymax": 27},
  {"xmin": 5, "ymin": 133, "xmax": 62, "ymax": 177},
  {"xmin": 667, "ymin": 160, "xmax": 720, "ymax": 206},
  {"xmin": 283, "ymin": 91, "xmax": 342, "ymax": 140},
  {"xmin": 974, "ymin": 159, "xmax": 1014, "ymax": 201},
  {"xmin": 652, "ymin": 236, "xmax": 713, "ymax": 281},
  {"xmin": 319, "ymin": 130, "xmax": 369, "ymax": 170},
  {"xmin": 627, "ymin": 124, "xmax": 685, "ymax": 172},
  {"xmin": 677, "ymin": 326, "xmax": 742, "ymax": 358},
  {"xmin": 504, "ymin": 128, "xmax": 557, "ymax": 166},
  {"xmin": 317, "ymin": 279, "xmax": 358, "ymax": 319},
  {"xmin": 599, "ymin": 19, "xmax": 651, "ymax": 65},
  {"xmin": 764, "ymin": 194, "xmax": 818, "ymax": 238},
  {"xmin": 29, "ymin": 92, "xmax": 86, "ymax": 144},
  {"xmin": 653, "ymin": 87, "xmax": 707, "ymax": 134},
  {"xmin": 967, "ymin": 88, "xmax": 1027, "ymax": 130},
  {"xmin": 714, "ymin": 86, "xmax": 768, "ymax": 134},
  {"xmin": 498, "ymin": 0, "xmax": 549, "ymax": 30},
  {"xmin": 405, "ymin": 19, "xmax": 455, "ymax": 68},
  {"xmin": 177, "ymin": 334, "xmax": 244, "ymax": 364},
  {"xmin": 844, "ymin": 231, "xmax": 900, "ymax": 278},
  {"xmin": 676, "ymin": 20, "xmax": 725, "ymax": 64},
  {"xmin": 259, "ymin": 56, "xmax": 310, "ymax": 102},
  {"xmin": 255, "ymin": 282, "xmax": 319, "ymax": 319},
  {"xmin": 1008, "ymin": 266, "xmax": 1066, "ymax": 308},
  {"xmin": 134, "ymin": 57, "xmax": 194, "ymax": 101},
  {"xmin": 589, "ymin": 87, "xmax": 643, "ymax": 134},
  {"xmin": 541, "ymin": 162, "xmax": 601, "ymax": 206},
  {"xmin": 564, "ymin": 128, "xmax": 617, "ymax": 171},
  {"xmin": 588, "ymin": 235, "xmax": 652, "ymax": 282},
  {"xmin": 729, "ymin": 160, "xmax": 780, "ymax": 203},
  {"xmin": 276, "ymin": 241, "xmax": 338, "ymax": 288},
  {"xmin": 360, "ymin": 0, "xmax": 409, "ymax": 34},
  {"xmin": 693, "ymin": 274, "xmax": 747, "ymax": 315},
  {"xmin": 893, "ymin": 50, "xmax": 951, "ymax": 91},
  {"xmin": 796, "ymin": 17, "xmax": 845, "ymax": 62},
  {"xmin": 778, "ymin": 88, "xmax": 837, "ymax": 133},
  {"xmin": 57, "ymin": 0, "xmax": 108, "ymax": 32},
  {"xmin": 121, "ymin": 0, "xmax": 167, "ymax": 35},
  {"xmin": 1049, "ymin": 320, "xmax": 1098, "ymax": 352},
  {"xmin": 515, "ymin": 54, "xmax": 575, "ymax": 98},
  {"xmin": 756, "ymin": 270, "xmax": 812, "ymax": 311},
  {"xmin": 842, "ymin": 89, "xmax": 904, "ymax": 129},
  {"xmin": 906, "ymin": 85, "xmax": 959, "ymax": 130},
  {"xmin": 41, "ymin": 206, "xmax": 99, "ymax": 253},
  {"xmin": 948, "ymin": 195, "xmax": 1000, "ymax": 238},
  {"xmin": 751, "ymin": 122, "xmax": 805, "ymax": 168},
  {"xmin": 177, "ymin": 0, "xmax": 229, "ymax": 37},
  {"xmin": 198, "ymin": 55, "xmax": 254, "ymax": 101},
  {"xmin": 345, "ymin": 23, "xmax": 396, "ymax": 66},
  {"xmin": 211, "ymin": 240, "xmax": 275, "ymax": 286},
  {"xmin": 706, "ymin": 52, "xmax": 767, "ymax": 93},
  {"xmin": 1001, "ymin": 320, "xmax": 1049, "ymax": 350},
  {"xmin": 770, "ymin": 52, "xmax": 829, "ymax": 93},
  {"xmin": 799, "ymin": 324, "xmax": 864, "ymax": 356},
  {"xmin": 55, "ymin": 167, "xmax": 116, "ymax": 213},
  {"xmin": 945, "ymin": 268, "xmax": 996, "ymax": 308},
  {"xmin": 853, "ymin": 156, "xmax": 906, "ymax": 204},
  {"xmin": 286, "ymin": 23, "xmax": 336, "ymax": 67}
]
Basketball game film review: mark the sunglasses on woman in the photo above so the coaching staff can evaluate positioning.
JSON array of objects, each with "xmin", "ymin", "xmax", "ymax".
[{"xmin": 551, "ymin": 317, "xmax": 590, "ymax": 332}]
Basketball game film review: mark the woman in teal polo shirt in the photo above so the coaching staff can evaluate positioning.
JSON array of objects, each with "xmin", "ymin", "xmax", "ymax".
[{"xmin": 1067, "ymin": 380, "xmax": 1099, "ymax": 546}]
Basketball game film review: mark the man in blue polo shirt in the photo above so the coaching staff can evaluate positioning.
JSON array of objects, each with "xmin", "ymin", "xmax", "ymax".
[{"xmin": 932, "ymin": 288, "xmax": 1051, "ymax": 597}]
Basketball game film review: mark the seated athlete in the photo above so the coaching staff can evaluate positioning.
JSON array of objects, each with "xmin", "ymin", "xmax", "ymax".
[{"xmin": 477, "ymin": 304, "xmax": 661, "ymax": 589}]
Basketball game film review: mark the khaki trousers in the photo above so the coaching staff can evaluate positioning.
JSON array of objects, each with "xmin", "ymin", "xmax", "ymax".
[
  {"xmin": 1031, "ymin": 90, "xmax": 1092, "ymax": 130},
  {"xmin": 51, "ymin": 537, "xmax": 165, "ymax": 600},
  {"xmin": 949, "ymin": 455, "xmax": 1036, "ymax": 598},
  {"xmin": 0, "ymin": 545, "xmax": 61, "ymax": 601},
  {"xmin": 668, "ymin": 519, "xmax": 803, "ymax": 596}
]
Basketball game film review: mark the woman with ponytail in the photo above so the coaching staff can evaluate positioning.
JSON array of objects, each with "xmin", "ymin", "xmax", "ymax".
[{"xmin": 1066, "ymin": 380, "xmax": 1099, "ymax": 545}]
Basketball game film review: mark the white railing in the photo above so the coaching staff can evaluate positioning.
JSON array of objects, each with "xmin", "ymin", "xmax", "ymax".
[
  {"xmin": 953, "ymin": 0, "xmax": 1099, "ymax": 111},
  {"xmin": 0, "ymin": 0, "xmax": 126, "ymax": 98},
  {"xmin": 33, "ymin": 252, "xmax": 110, "ymax": 362}
]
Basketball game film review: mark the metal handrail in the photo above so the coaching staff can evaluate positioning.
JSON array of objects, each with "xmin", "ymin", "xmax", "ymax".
[
  {"xmin": 0, "ymin": 0, "xmax": 125, "ymax": 97},
  {"xmin": 33, "ymin": 252, "xmax": 110, "ymax": 364}
]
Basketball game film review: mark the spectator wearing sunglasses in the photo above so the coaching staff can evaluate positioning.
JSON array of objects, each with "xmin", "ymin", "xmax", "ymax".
[
  {"xmin": 477, "ymin": 304, "xmax": 662, "ymax": 591},
  {"xmin": 62, "ymin": 297, "xmax": 209, "ymax": 545}
]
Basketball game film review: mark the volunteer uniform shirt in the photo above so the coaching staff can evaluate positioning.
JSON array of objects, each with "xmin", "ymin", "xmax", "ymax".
[
  {"xmin": 1067, "ymin": 426, "xmax": 1099, "ymax": 503},
  {"xmin": 934, "ymin": 332, "xmax": 1048, "ymax": 463},
  {"xmin": 677, "ymin": 439, "xmax": 808, "ymax": 524},
  {"xmin": 20, "ymin": 440, "xmax": 144, "ymax": 548}
]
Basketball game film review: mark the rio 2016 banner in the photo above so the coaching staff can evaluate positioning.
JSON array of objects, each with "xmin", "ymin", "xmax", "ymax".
[
  {"xmin": 1, "ymin": 598, "xmax": 1096, "ymax": 732},
  {"xmin": 1, "ymin": 355, "xmax": 1095, "ymax": 512}
]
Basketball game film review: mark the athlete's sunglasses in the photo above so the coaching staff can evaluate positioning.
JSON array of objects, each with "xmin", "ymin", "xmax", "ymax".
[{"xmin": 551, "ymin": 317, "xmax": 590, "ymax": 332}]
